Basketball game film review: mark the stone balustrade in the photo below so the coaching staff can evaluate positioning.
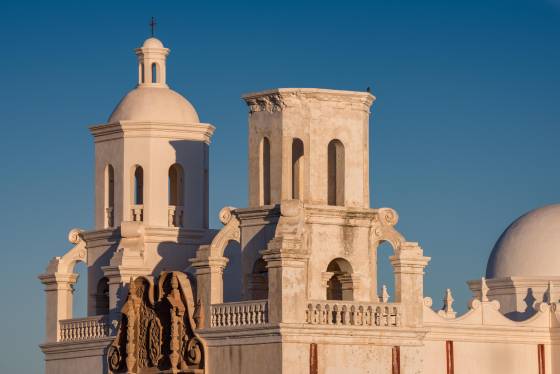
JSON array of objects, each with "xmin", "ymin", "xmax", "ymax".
[
  {"xmin": 59, "ymin": 315, "xmax": 111, "ymax": 342},
  {"xmin": 306, "ymin": 301, "xmax": 401, "ymax": 327},
  {"xmin": 131, "ymin": 205, "xmax": 144, "ymax": 222},
  {"xmin": 168, "ymin": 205, "xmax": 184, "ymax": 227},
  {"xmin": 210, "ymin": 300, "xmax": 268, "ymax": 328}
]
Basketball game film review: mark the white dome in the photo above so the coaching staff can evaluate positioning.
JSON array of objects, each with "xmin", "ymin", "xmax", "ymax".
[
  {"xmin": 108, "ymin": 86, "xmax": 200, "ymax": 124},
  {"xmin": 486, "ymin": 204, "xmax": 560, "ymax": 278},
  {"xmin": 142, "ymin": 37, "xmax": 164, "ymax": 49}
]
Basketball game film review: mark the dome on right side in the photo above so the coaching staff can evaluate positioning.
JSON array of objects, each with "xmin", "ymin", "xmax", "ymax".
[{"xmin": 486, "ymin": 204, "xmax": 560, "ymax": 278}]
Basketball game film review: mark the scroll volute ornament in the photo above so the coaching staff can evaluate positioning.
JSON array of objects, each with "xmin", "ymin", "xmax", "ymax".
[{"xmin": 108, "ymin": 272, "xmax": 205, "ymax": 373}]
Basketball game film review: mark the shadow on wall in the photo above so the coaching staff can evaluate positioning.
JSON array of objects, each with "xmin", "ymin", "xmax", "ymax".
[
  {"xmin": 89, "ymin": 235, "xmax": 119, "ymax": 315},
  {"xmin": 504, "ymin": 287, "xmax": 537, "ymax": 321},
  {"xmin": 223, "ymin": 240, "xmax": 242, "ymax": 302}
]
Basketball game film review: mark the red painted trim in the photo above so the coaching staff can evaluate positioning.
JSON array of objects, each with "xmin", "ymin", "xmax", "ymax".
[
  {"xmin": 538, "ymin": 344, "xmax": 545, "ymax": 374},
  {"xmin": 392, "ymin": 346, "xmax": 400, "ymax": 374},
  {"xmin": 310, "ymin": 343, "xmax": 318, "ymax": 374},
  {"xmin": 446, "ymin": 341, "xmax": 454, "ymax": 374}
]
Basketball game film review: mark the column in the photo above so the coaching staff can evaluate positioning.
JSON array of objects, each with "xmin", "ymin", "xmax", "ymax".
[
  {"xmin": 190, "ymin": 248, "xmax": 229, "ymax": 328},
  {"xmin": 263, "ymin": 237, "xmax": 308, "ymax": 324},
  {"xmin": 38, "ymin": 272, "xmax": 78, "ymax": 342},
  {"xmin": 390, "ymin": 242, "xmax": 430, "ymax": 327}
]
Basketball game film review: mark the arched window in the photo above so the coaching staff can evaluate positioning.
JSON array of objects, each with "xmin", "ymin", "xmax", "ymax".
[
  {"xmin": 105, "ymin": 164, "xmax": 115, "ymax": 227},
  {"xmin": 292, "ymin": 138, "xmax": 304, "ymax": 200},
  {"xmin": 133, "ymin": 166, "xmax": 144, "ymax": 205},
  {"xmin": 327, "ymin": 139, "xmax": 345, "ymax": 206},
  {"xmin": 140, "ymin": 63, "xmax": 145, "ymax": 83},
  {"xmin": 95, "ymin": 277, "xmax": 109, "ymax": 315},
  {"xmin": 168, "ymin": 164, "xmax": 184, "ymax": 206},
  {"xmin": 326, "ymin": 258, "xmax": 353, "ymax": 301},
  {"xmin": 168, "ymin": 164, "xmax": 184, "ymax": 227},
  {"xmin": 152, "ymin": 63, "xmax": 158, "ymax": 83},
  {"xmin": 260, "ymin": 137, "xmax": 271, "ymax": 205},
  {"xmin": 248, "ymin": 258, "xmax": 269, "ymax": 300}
]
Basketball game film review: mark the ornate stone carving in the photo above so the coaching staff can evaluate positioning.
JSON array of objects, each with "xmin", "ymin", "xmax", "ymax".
[
  {"xmin": 244, "ymin": 94, "xmax": 287, "ymax": 114},
  {"xmin": 108, "ymin": 272, "xmax": 204, "ymax": 374},
  {"xmin": 369, "ymin": 208, "xmax": 406, "ymax": 254},
  {"xmin": 204, "ymin": 206, "xmax": 240, "ymax": 258}
]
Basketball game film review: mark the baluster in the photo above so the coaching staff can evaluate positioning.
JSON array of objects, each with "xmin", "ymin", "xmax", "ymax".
[
  {"xmin": 384, "ymin": 306, "xmax": 389, "ymax": 326},
  {"xmin": 258, "ymin": 303, "xmax": 264, "ymax": 324},
  {"xmin": 375, "ymin": 306, "xmax": 381, "ymax": 326},
  {"xmin": 333, "ymin": 305, "xmax": 340, "ymax": 325},
  {"xmin": 358, "ymin": 306, "xmax": 364, "ymax": 326}
]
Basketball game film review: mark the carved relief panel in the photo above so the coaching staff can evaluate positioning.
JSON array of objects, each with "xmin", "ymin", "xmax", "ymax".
[{"xmin": 108, "ymin": 272, "xmax": 204, "ymax": 374}]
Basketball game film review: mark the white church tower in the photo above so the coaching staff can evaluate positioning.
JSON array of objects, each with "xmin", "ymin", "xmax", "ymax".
[
  {"xmin": 39, "ymin": 36, "xmax": 215, "ymax": 358},
  {"xmin": 91, "ymin": 37, "xmax": 213, "ymax": 231}
]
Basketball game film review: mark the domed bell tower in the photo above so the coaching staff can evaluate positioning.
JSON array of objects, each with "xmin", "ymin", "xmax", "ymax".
[
  {"xmin": 91, "ymin": 37, "xmax": 214, "ymax": 231},
  {"xmin": 88, "ymin": 37, "xmax": 215, "ymax": 316}
]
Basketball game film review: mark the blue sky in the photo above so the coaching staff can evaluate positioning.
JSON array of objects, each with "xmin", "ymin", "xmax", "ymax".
[{"xmin": 0, "ymin": 0, "xmax": 559, "ymax": 371}]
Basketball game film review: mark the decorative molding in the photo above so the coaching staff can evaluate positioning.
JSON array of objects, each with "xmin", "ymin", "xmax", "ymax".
[
  {"xmin": 242, "ymin": 88, "xmax": 375, "ymax": 114},
  {"xmin": 90, "ymin": 121, "xmax": 216, "ymax": 144}
]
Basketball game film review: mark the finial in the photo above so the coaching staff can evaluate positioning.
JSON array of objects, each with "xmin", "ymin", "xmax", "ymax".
[
  {"xmin": 150, "ymin": 16, "xmax": 157, "ymax": 37},
  {"xmin": 381, "ymin": 285, "xmax": 390, "ymax": 303},
  {"xmin": 480, "ymin": 277, "xmax": 489, "ymax": 302},
  {"xmin": 438, "ymin": 288, "xmax": 457, "ymax": 319}
]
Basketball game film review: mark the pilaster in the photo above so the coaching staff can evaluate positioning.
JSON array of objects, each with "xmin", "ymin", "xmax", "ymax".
[
  {"xmin": 190, "ymin": 248, "xmax": 229, "ymax": 328},
  {"xmin": 38, "ymin": 272, "xmax": 79, "ymax": 343},
  {"xmin": 390, "ymin": 242, "xmax": 430, "ymax": 327}
]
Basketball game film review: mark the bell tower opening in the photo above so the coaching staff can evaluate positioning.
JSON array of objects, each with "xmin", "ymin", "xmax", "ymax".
[
  {"xmin": 328, "ymin": 139, "xmax": 345, "ymax": 206},
  {"xmin": 260, "ymin": 137, "xmax": 271, "ymax": 205},
  {"xmin": 292, "ymin": 138, "xmax": 304, "ymax": 200},
  {"xmin": 326, "ymin": 258, "xmax": 353, "ymax": 301}
]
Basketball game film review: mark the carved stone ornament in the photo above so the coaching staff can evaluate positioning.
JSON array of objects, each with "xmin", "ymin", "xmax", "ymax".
[
  {"xmin": 108, "ymin": 272, "xmax": 204, "ymax": 374},
  {"xmin": 244, "ymin": 94, "xmax": 287, "ymax": 114}
]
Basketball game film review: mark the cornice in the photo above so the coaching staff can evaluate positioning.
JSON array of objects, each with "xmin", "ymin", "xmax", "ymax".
[
  {"xmin": 89, "ymin": 121, "xmax": 215, "ymax": 144},
  {"xmin": 242, "ymin": 88, "xmax": 376, "ymax": 114}
]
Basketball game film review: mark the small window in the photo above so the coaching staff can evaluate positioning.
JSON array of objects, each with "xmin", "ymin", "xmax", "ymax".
[
  {"xmin": 95, "ymin": 277, "xmax": 110, "ymax": 315},
  {"xmin": 105, "ymin": 164, "xmax": 115, "ymax": 227},
  {"xmin": 327, "ymin": 139, "xmax": 345, "ymax": 206},
  {"xmin": 140, "ymin": 63, "xmax": 145, "ymax": 83},
  {"xmin": 260, "ymin": 137, "xmax": 271, "ymax": 205},
  {"xmin": 249, "ymin": 258, "xmax": 269, "ymax": 300},
  {"xmin": 133, "ymin": 166, "xmax": 144, "ymax": 205},
  {"xmin": 151, "ymin": 63, "xmax": 158, "ymax": 83},
  {"xmin": 168, "ymin": 164, "xmax": 184, "ymax": 206},
  {"xmin": 326, "ymin": 258, "xmax": 353, "ymax": 301},
  {"xmin": 292, "ymin": 138, "xmax": 304, "ymax": 199}
]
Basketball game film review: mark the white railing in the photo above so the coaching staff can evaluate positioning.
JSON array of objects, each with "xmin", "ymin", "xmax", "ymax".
[
  {"xmin": 210, "ymin": 300, "xmax": 268, "ymax": 328},
  {"xmin": 168, "ymin": 205, "xmax": 184, "ymax": 227},
  {"xmin": 59, "ymin": 315, "xmax": 111, "ymax": 342},
  {"xmin": 131, "ymin": 205, "xmax": 144, "ymax": 222},
  {"xmin": 306, "ymin": 301, "xmax": 401, "ymax": 327}
]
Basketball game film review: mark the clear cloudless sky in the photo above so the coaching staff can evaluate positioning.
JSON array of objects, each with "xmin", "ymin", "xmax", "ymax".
[{"xmin": 0, "ymin": 0, "xmax": 559, "ymax": 371}]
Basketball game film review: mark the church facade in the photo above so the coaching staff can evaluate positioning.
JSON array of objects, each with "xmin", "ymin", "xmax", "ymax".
[{"xmin": 39, "ymin": 36, "xmax": 560, "ymax": 374}]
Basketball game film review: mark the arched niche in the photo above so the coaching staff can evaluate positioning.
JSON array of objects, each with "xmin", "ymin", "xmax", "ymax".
[{"xmin": 325, "ymin": 258, "xmax": 354, "ymax": 301}]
